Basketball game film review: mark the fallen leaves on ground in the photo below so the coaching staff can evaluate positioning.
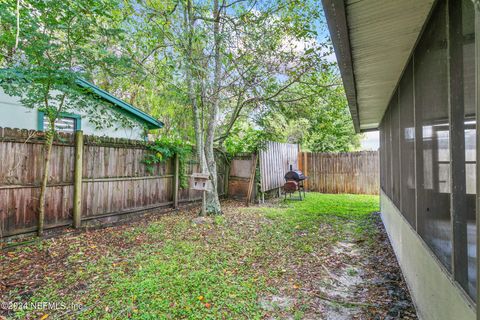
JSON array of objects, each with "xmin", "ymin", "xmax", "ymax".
[{"xmin": 0, "ymin": 194, "xmax": 416, "ymax": 319}]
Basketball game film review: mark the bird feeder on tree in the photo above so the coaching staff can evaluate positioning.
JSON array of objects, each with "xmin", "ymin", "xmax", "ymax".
[{"xmin": 190, "ymin": 173, "xmax": 212, "ymax": 191}]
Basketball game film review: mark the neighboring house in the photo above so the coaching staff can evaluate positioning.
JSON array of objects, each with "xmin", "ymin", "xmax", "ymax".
[
  {"xmin": 323, "ymin": 0, "xmax": 477, "ymax": 319},
  {"xmin": 0, "ymin": 78, "xmax": 163, "ymax": 140}
]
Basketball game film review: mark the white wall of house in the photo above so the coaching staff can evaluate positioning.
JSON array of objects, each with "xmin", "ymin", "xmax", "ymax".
[{"xmin": 0, "ymin": 89, "xmax": 146, "ymax": 140}]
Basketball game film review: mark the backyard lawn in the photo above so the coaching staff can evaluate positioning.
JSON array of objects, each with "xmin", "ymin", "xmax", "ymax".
[{"xmin": 0, "ymin": 193, "xmax": 416, "ymax": 319}]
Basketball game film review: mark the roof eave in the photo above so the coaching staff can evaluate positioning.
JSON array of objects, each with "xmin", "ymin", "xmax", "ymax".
[
  {"xmin": 322, "ymin": 0, "xmax": 361, "ymax": 133},
  {"xmin": 76, "ymin": 79, "xmax": 164, "ymax": 130}
]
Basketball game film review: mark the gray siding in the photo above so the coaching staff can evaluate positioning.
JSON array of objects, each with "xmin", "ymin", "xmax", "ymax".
[{"xmin": 0, "ymin": 89, "xmax": 145, "ymax": 140}]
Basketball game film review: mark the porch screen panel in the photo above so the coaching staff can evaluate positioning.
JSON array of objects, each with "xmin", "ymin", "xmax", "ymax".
[
  {"xmin": 379, "ymin": 121, "xmax": 386, "ymax": 192},
  {"xmin": 461, "ymin": 0, "xmax": 476, "ymax": 298},
  {"xmin": 390, "ymin": 92, "xmax": 401, "ymax": 207},
  {"xmin": 384, "ymin": 108, "xmax": 392, "ymax": 198},
  {"xmin": 414, "ymin": 0, "xmax": 452, "ymax": 271},
  {"xmin": 399, "ymin": 61, "xmax": 416, "ymax": 228}
]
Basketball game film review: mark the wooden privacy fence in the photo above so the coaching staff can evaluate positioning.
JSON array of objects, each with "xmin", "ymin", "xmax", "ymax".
[
  {"xmin": 259, "ymin": 142, "xmax": 299, "ymax": 192},
  {"xmin": 299, "ymin": 151, "xmax": 379, "ymax": 195},
  {"xmin": 0, "ymin": 128, "xmax": 226, "ymax": 238}
]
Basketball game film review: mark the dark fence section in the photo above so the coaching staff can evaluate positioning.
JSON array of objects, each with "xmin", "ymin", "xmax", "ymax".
[{"xmin": 227, "ymin": 154, "xmax": 256, "ymax": 201}]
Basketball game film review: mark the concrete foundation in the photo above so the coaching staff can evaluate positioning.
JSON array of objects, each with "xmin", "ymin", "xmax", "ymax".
[{"xmin": 380, "ymin": 190, "xmax": 476, "ymax": 320}]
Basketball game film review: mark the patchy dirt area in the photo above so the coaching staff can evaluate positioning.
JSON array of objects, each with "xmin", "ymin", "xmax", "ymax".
[
  {"xmin": 0, "ymin": 194, "xmax": 416, "ymax": 319},
  {"xmin": 307, "ymin": 213, "xmax": 417, "ymax": 320}
]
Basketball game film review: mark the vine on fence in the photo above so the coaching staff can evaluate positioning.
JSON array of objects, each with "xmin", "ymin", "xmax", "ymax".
[{"xmin": 144, "ymin": 137, "xmax": 193, "ymax": 189}]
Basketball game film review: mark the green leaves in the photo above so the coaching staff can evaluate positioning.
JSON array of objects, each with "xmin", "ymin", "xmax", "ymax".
[
  {"xmin": 0, "ymin": 0, "xmax": 359, "ymax": 156},
  {"xmin": 224, "ymin": 122, "xmax": 269, "ymax": 156},
  {"xmin": 144, "ymin": 136, "xmax": 193, "ymax": 188},
  {"xmin": 0, "ymin": 0, "xmax": 132, "ymax": 133},
  {"xmin": 253, "ymin": 69, "xmax": 361, "ymax": 153}
]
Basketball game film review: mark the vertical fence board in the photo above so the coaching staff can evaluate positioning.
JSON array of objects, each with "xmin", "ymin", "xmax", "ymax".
[{"xmin": 303, "ymin": 151, "xmax": 379, "ymax": 195}]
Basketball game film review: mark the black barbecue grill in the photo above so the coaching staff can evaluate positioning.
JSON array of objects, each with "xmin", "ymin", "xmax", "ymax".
[
  {"xmin": 283, "ymin": 168, "xmax": 307, "ymax": 200},
  {"xmin": 284, "ymin": 170, "xmax": 306, "ymax": 182}
]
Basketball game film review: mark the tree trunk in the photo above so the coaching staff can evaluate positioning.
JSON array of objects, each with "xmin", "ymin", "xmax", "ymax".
[
  {"xmin": 204, "ymin": 0, "xmax": 222, "ymax": 215},
  {"xmin": 38, "ymin": 128, "xmax": 54, "ymax": 237},
  {"xmin": 185, "ymin": 0, "xmax": 208, "ymax": 215}
]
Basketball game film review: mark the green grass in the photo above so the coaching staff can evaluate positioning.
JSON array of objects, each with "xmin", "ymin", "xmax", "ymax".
[{"xmin": 3, "ymin": 193, "xmax": 379, "ymax": 319}]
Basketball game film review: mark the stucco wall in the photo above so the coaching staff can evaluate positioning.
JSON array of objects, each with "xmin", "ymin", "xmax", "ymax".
[
  {"xmin": 0, "ymin": 89, "xmax": 145, "ymax": 140},
  {"xmin": 380, "ymin": 190, "xmax": 476, "ymax": 320}
]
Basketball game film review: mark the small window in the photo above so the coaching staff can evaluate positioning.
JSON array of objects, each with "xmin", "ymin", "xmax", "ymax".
[{"xmin": 43, "ymin": 115, "xmax": 79, "ymax": 133}]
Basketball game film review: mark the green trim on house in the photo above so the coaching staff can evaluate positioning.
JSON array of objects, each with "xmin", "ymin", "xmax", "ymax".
[
  {"xmin": 38, "ymin": 111, "xmax": 82, "ymax": 131},
  {"xmin": 0, "ymin": 69, "xmax": 163, "ymax": 131},
  {"xmin": 76, "ymin": 78, "xmax": 164, "ymax": 130},
  {"xmin": 37, "ymin": 111, "xmax": 45, "ymax": 131},
  {"xmin": 63, "ymin": 112, "xmax": 82, "ymax": 131}
]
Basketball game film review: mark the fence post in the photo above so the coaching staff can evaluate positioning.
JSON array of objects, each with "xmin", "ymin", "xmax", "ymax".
[
  {"xmin": 246, "ymin": 153, "xmax": 258, "ymax": 206},
  {"xmin": 303, "ymin": 152, "xmax": 308, "ymax": 190},
  {"xmin": 224, "ymin": 162, "xmax": 230, "ymax": 197},
  {"xmin": 73, "ymin": 130, "xmax": 83, "ymax": 228},
  {"xmin": 173, "ymin": 153, "xmax": 180, "ymax": 209}
]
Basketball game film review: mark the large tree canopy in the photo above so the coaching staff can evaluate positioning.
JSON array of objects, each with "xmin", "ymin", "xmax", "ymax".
[{"xmin": 0, "ymin": 0, "xmax": 361, "ymax": 215}]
